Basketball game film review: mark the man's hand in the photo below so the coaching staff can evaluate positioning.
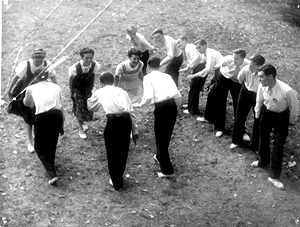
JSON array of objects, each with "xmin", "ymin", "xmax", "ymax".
[
  {"xmin": 186, "ymin": 74, "xmax": 195, "ymax": 80},
  {"xmin": 132, "ymin": 133, "xmax": 139, "ymax": 145}
]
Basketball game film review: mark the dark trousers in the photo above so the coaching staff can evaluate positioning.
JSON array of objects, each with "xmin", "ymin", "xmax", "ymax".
[
  {"xmin": 154, "ymin": 98, "xmax": 178, "ymax": 175},
  {"xmin": 165, "ymin": 54, "xmax": 183, "ymax": 87},
  {"xmin": 232, "ymin": 85, "xmax": 259, "ymax": 150},
  {"xmin": 34, "ymin": 109, "xmax": 63, "ymax": 179},
  {"xmin": 213, "ymin": 73, "xmax": 241, "ymax": 131},
  {"xmin": 204, "ymin": 68, "xmax": 220, "ymax": 123},
  {"xmin": 187, "ymin": 62, "xmax": 207, "ymax": 115},
  {"xmin": 104, "ymin": 113, "xmax": 132, "ymax": 190},
  {"xmin": 140, "ymin": 50, "xmax": 150, "ymax": 75},
  {"xmin": 258, "ymin": 105, "xmax": 290, "ymax": 179}
]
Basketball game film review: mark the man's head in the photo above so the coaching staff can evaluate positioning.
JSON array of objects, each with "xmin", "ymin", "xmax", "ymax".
[
  {"xmin": 195, "ymin": 39, "xmax": 207, "ymax": 54},
  {"xmin": 233, "ymin": 48, "xmax": 246, "ymax": 66},
  {"xmin": 258, "ymin": 64, "xmax": 277, "ymax": 87},
  {"xmin": 99, "ymin": 71, "xmax": 114, "ymax": 85},
  {"xmin": 128, "ymin": 48, "xmax": 142, "ymax": 68},
  {"xmin": 32, "ymin": 49, "xmax": 46, "ymax": 67},
  {"xmin": 176, "ymin": 36, "xmax": 188, "ymax": 50},
  {"xmin": 80, "ymin": 48, "xmax": 95, "ymax": 66},
  {"xmin": 249, "ymin": 54, "xmax": 265, "ymax": 73},
  {"xmin": 127, "ymin": 25, "xmax": 137, "ymax": 39},
  {"xmin": 152, "ymin": 28, "xmax": 164, "ymax": 43},
  {"xmin": 147, "ymin": 57, "xmax": 160, "ymax": 70}
]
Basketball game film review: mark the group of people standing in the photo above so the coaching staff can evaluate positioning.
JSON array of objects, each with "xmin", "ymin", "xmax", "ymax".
[{"xmin": 5, "ymin": 25, "xmax": 299, "ymax": 191}]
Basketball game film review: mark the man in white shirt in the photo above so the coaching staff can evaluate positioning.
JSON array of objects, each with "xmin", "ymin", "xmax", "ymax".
[
  {"xmin": 126, "ymin": 25, "xmax": 154, "ymax": 75},
  {"xmin": 230, "ymin": 54, "xmax": 265, "ymax": 150},
  {"xmin": 87, "ymin": 72, "xmax": 138, "ymax": 191},
  {"xmin": 134, "ymin": 57, "xmax": 181, "ymax": 178},
  {"xmin": 177, "ymin": 37, "xmax": 206, "ymax": 115},
  {"xmin": 152, "ymin": 28, "xmax": 183, "ymax": 87},
  {"xmin": 251, "ymin": 64, "xmax": 299, "ymax": 190},
  {"xmin": 186, "ymin": 40, "xmax": 223, "ymax": 124},
  {"xmin": 23, "ymin": 72, "xmax": 64, "ymax": 186},
  {"xmin": 197, "ymin": 48, "xmax": 249, "ymax": 137}
]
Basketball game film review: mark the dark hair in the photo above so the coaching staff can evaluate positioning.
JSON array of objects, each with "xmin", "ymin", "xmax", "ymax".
[
  {"xmin": 152, "ymin": 28, "xmax": 164, "ymax": 36},
  {"xmin": 99, "ymin": 71, "xmax": 114, "ymax": 85},
  {"xmin": 148, "ymin": 57, "xmax": 160, "ymax": 69},
  {"xmin": 80, "ymin": 48, "xmax": 95, "ymax": 58},
  {"xmin": 128, "ymin": 48, "xmax": 142, "ymax": 58},
  {"xmin": 195, "ymin": 39, "xmax": 207, "ymax": 46},
  {"xmin": 259, "ymin": 64, "xmax": 277, "ymax": 78},
  {"xmin": 250, "ymin": 54, "xmax": 265, "ymax": 66},
  {"xmin": 233, "ymin": 48, "xmax": 246, "ymax": 58}
]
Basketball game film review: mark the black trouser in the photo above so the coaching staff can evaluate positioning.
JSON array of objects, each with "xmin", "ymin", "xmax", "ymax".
[
  {"xmin": 104, "ymin": 113, "xmax": 132, "ymax": 190},
  {"xmin": 204, "ymin": 68, "xmax": 220, "ymax": 123},
  {"xmin": 213, "ymin": 73, "xmax": 241, "ymax": 131},
  {"xmin": 34, "ymin": 109, "xmax": 63, "ymax": 179},
  {"xmin": 165, "ymin": 54, "xmax": 183, "ymax": 87},
  {"xmin": 140, "ymin": 50, "xmax": 150, "ymax": 75},
  {"xmin": 232, "ymin": 85, "xmax": 259, "ymax": 150},
  {"xmin": 187, "ymin": 63, "xmax": 207, "ymax": 115},
  {"xmin": 258, "ymin": 105, "xmax": 290, "ymax": 179},
  {"xmin": 154, "ymin": 98, "xmax": 178, "ymax": 175}
]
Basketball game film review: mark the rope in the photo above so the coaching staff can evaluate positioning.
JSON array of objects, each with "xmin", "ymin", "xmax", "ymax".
[
  {"xmin": 1, "ymin": 0, "xmax": 116, "ymax": 113},
  {"xmin": 4, "ymin": 0, "xmax": 65, "ymax": 97}
]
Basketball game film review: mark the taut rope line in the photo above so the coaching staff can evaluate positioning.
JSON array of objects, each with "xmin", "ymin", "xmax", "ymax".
[
  {"xmin": 4, "ymin": 0, "xmax": 65, "ymax": 97},
  {"xmin": 1, "ymin": 0, "xmax": 116, "ymax": 113}
]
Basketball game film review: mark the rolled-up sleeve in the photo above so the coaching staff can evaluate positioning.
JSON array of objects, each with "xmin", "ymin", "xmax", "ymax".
[
  {"xmin": 286, "ymin": 90, "xmax": 299, "ymax": 124},
  {"xmin": 254, "ymin": 84, "xmax": 264, "ymax": 119},
  {"xmin": 87, "ymin": 92, "xmax": 101, "ymax": 112}
]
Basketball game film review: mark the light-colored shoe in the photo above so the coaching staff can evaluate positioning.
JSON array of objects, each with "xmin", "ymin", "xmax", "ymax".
[
  {"xmin": 153, "ymin": 154, "xmax": 160, "ymax": 164},
  {"xmin": 196, "ymin": 117, "xmax": 209, "ymax": 123},
  {"xmin": 183, "ymin": 110, "xmax": 190, "ymax": 114},
  {"xmin": 48, "ymin": 177, "xmax": 59, "ymax": 185},
  {"xmin": 157, "ymin": 172, "xmax": 175, "ymax": 178},
  {"xmin": 268, "ymin": 177, "xmax": 284, "ymax": 190},
  {"xmin": 109, "ymin": 179, "xmax": 113, "ymax": 186},
  {"xmin": 82, "ymin": 124, "xmax": 88, "ymax": 132},
  {"xmin": 182, "ymin": 104, "xmax": 188, "ymax": 108},
  {"xmin": 79, "ymin": 130, "xmax": 87, "ymax": 139},
  {"xmin": 243, "ymin": 134, "xmax": 251, "ymax": 142},
  {"xmin": 27, "ymin": 144, "xmax": 35, "ymax": 153},
  {"xmin": 216, "ymin": 131, "xmax": 223, "ymax": 137},
  {"xmin": 251, "ymin": 161, "xmax": 259, "ymax": 167},
  {"xmin": 230, "ymin": 143, "xmax": 239, "ymax": 149}
]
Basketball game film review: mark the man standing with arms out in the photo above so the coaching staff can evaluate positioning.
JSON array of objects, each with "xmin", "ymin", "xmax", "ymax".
[
  {"xmin": 23, "ymin": 72, "xmax": 64, "ymax": 185},
  {"xmin": 88, "ymin": 72, "xmax": 138, "ymax": 191},
  {"xmin": 251, "ymin": 64, "xmax": 299, "ymax": 190},
  {"xmin": 152, "ymin": 28, "xmax": 183, "ymax": 87},
  {"xmin": 230, "ymin": 54, "xmax": 265, "ymax": 150},
  {"xmin": 126, "ymin": 25, "xmax": 154, "ymax": 75},
  {"xmin": 197, "ymin": 48, "xmax": 249, "ymax": 137},
  {"xmin": 177, "ymin": 36, "xmax": 206, "ymax": 115},
  {"xmin": 133, "ymin": 57, "xmax": 181, "ymax": 178},
  {"xmin": 186, "ymin": 39, "xmax": 223, "ymax": 119}
]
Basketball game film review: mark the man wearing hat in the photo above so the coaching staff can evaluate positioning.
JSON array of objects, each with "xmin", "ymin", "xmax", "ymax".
[{"xmin": 6, "ymin": 49, "xmax": 58, "ymax": 153}]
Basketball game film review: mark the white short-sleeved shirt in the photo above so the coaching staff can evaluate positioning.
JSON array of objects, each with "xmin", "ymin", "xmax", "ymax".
[
  {"xmin": 15, "ymin": 59, "xmax": 56, "ymax": 79},
  {"xmin": 68, "ymin": 60, "xmax": 101, "ymax": 77}
]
